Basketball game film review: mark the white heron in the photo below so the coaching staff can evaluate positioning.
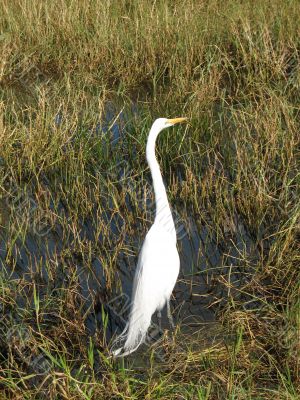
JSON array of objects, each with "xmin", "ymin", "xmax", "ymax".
[{"xmin": 111, "ymin": 117, "xmax": 187, "ymax": 357}]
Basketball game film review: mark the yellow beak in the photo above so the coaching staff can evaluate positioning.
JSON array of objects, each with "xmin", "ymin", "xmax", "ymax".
[{"xmin": 167, "ymin": 117, "xmax": 187, "ymax": 125}]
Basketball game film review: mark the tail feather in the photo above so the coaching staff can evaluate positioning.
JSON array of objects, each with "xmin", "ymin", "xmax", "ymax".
[
  {"xmin": 111, "ymin": 302, "xmax": 152, "ymax": 357},
  {"xmin": 111, "ymin": 253, "xmax": 154, "ymax": 357}
]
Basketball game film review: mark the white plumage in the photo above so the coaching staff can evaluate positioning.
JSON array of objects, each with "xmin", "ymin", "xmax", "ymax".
[{"xmin": 111, "ymin": 117, "xmax": 186, "ymax": 357}]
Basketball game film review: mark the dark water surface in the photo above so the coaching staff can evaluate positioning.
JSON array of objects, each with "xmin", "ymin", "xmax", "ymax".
[{"xmin": 0, "ymin": 104, "xmax": 260, "ymax": 363}]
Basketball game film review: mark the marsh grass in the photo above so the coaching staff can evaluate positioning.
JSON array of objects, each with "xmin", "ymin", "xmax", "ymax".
[{"xmin": 0, "ymin": 0, "xmax": 300, "ymax": 398}]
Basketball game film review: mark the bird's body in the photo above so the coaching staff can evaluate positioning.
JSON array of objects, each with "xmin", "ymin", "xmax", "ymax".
[
  {"xmin": 137, "ymin": 224, "xmax": 180, "ymax": 314},
  {"xmin": 111, "ymin": 117, "xmax": 186, "ymax": 357}
]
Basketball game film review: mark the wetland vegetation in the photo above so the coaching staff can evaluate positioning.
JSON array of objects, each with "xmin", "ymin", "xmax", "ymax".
[{"xmin": 0, "ymin": 0, "xmax": 299, "ymax": 398}]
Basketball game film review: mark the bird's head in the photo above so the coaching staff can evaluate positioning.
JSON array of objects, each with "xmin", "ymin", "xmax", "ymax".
[
  {"xmin": 147, "ymin": 117, "xmax": 187, "ymax": 151},
  {"xmin": 152, "ymin": 117, "xmax": 187, "ymax": 132}
]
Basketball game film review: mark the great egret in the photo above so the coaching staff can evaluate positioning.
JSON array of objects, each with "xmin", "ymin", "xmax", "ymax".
[{"xmin": 111, "ymin": 117, "xmax": 187, "ymax": 357}]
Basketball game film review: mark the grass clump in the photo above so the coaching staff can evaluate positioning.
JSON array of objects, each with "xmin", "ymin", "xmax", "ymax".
[{"xmin": 0, "ymin": 0, "xmax": 299, "ymax": 398}]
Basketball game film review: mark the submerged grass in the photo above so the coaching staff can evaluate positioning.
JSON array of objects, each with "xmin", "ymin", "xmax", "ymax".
[{"xmin": 0, "ymin": 0, "xmax": 299, "ymax": 398}]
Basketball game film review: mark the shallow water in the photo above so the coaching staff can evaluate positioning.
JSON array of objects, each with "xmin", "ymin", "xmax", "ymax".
[{"xmin": 0, "ymin": 103, "xmax": 259, "ymax": 363}]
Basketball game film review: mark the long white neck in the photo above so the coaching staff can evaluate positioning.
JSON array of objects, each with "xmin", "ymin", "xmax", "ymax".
[{"xmin": 146, "ymin": 124, "xmax": 176, "ymax": 242}]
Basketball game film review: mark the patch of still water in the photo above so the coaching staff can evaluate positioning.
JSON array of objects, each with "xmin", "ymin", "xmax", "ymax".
[{"xmin": 0, "ymin": 104, "xmax": 259, "ymax": 364}]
